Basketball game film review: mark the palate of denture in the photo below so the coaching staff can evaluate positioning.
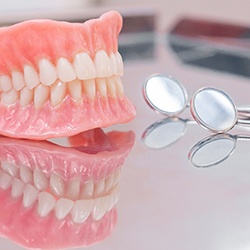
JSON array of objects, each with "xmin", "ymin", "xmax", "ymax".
[
  {"xmin": 0, "ymin": 11, "xmax": 136, "ymax": 140},
  {"xmin": 0, "ymin": 128, "xmax": 134, "ymax": 249}
]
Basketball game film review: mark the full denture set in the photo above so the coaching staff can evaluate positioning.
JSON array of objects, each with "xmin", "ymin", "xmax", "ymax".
[
  {"xmin": 0, "ymin": 11, "xmax": 135, "ymax": 249},
  {"xmin": 0, "ymin": 11, "xmax": 135, "ymax": 139}
]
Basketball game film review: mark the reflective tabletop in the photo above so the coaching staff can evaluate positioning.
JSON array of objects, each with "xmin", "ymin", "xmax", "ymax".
[{"xmin": 2, "ymin": 13, "xmax": 250, "ymax": 250}]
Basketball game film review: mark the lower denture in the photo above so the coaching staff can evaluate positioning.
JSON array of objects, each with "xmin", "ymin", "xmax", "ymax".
[{"xmin": 0, "ymin": 128, "xmax": 134, "ymax": 249}]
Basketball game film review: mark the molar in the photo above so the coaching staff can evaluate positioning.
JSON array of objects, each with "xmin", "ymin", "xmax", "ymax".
[
  {"xmin": 24, "ymin": 64, "xmax": 40, "ymax": 89},
  {"xmin": 12, "ymin": 71, "xmax": 25, "ymax": 91},
  {"xmin": 94, "ymin": 50, "xmax": 112, "ymax": 78},
  {"xmin": 0, "ymin": 75, "xmax": 12, "ymax": 92},
  {"xmin": 57, "ymin": 57, "xmax": 76, "ymax": 82},
  {"xmin": 73, "ymin": 52, "xmax": 96, "ymax": 80},
  {"xmin": 50, "ymin": 80, "xmax": 67, "ymax": 107},
  {"xmin": 39, "ymin": 58, "xmax": 57, "ymax": 86}
]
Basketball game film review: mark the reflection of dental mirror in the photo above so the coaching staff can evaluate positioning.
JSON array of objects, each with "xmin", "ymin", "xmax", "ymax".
[
  {"xmin": 190, "ymin": 87, "xmax": 250, "ymax": 133},
  {"xmin": 142, "ymin": 117, "xmax": 189, "ymax": 149},
  {"xmin": 189, "ymin": 133, "xmax": 250, "ymax": 168},
  {"xmin": 143, "ymin": 74, "xmax": 188, "ymax": 115}
]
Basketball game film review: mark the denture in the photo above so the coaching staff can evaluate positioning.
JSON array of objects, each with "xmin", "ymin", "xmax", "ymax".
[
  {"xmin": 0, "ymin": 11, "xmax": 136, "ymax": 139},
  {"xmin": 0, "ymin": 128, "xmax": 135, "ymax": 249}
]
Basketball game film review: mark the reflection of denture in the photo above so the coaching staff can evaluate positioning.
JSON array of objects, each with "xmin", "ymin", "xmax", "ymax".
[
  {"xmin": 0, "ymin": 128, "xmax": 135, "ymax": 249},
  {"xmin": 0, "ymin": 11, "xmax": 136, "ymax": 140}
]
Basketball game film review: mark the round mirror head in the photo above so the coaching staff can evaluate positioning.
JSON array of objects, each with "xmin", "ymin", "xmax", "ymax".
[
  {"xmin": 142, "ymin": 117, "xmax": 187, "ymax": 149},
  {"xmin": 143, "ymin": 74, "xmax": 188, "ymax": 115},
  {"xmin": 188, "ymin": 134, "xmax": 236, "ymax": 168},
  {"xmin": 190, "ymin": 87, "xmax": 237, "ymax": 132}
]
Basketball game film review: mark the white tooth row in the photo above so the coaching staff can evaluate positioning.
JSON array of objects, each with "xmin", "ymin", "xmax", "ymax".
[
  {"xmin": 0, "ymin": 165, "xmax": 121, "ymax": 223},
  {"xmin": 0, "ymin": 162, "xmax": 121, "ymax": 199},
  {"xmin": 0, "ymin": 50, "xmax": 123, "ymax": 92},
  {"xmin": 0, "ymin": 75, "xmax": 124, "ymax": 107}
]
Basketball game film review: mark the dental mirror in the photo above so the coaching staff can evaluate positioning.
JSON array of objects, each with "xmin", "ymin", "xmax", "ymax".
[
  {"xmin": 143, "ymin": 74, "xmax": 188, "ymax": 115},
  {"xmin": 188, "ymin": 134, "xmax": 236, "ymax": 168},
  {"xmin": 142, "ymin": 117, "xmax": 187, "ymax": 149},
  {"xmin": 190, "ymin": 87, "xmax": 238, "ymax": 132},
  {"xmin": 189, "ymin": 133, "xmax": 250, "ymax": 168}
]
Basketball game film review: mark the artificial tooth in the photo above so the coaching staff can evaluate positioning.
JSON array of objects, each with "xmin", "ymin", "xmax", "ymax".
[
  {"xmin": 1, "ymin": 89, "xmax": 19, "ymax": 105},
  {"xmin": 116, "ymin": 52, "xmax": 124, "ymax": 76},
  {"xmin": 106, "ymin": 77, "xmax": 116, "ymax": 98},
  {"xmin": 50, "ymin": 80, "xmax": 67, "ymax": 107},
  {"xmin": 114, "ymin": 76, "xmax": 124, "ymax": 96},
  {"xmin": 73, "ymin": 52, "xmax": 96, "ymax": 80},
  {"xmin": 23, "ymin": 184, "xmax": 39, "ymax": 207},
  {"xmin": 94, "ymin": 50, "xmax": 112, "ymax": 77},
  {"xmin": 33, "ymin": 169, "xmax": 49, "ymax": 191},
  {"xmin": 105, "ymin": 172, "xmax": 115, "ymax": 193},
  {"xmin": 11, "ymin": 178, "xmax": 25, "ymax": 198},
  {"xmin": 0, "ymin": 75, "xmax": 12, "ymax": 92},
  {"xmin": 12, "ymin": 71, "xmax": 25, "ymax": 91},
  {"xmin": 93, "ymin": 179, "xmax": 105, "ymax": 197},
  {"xmin": 110, "ymin": 52, "xmax": 119, "ymax": 75},
  {"xmin": 80, "ymin": 180, "xmax": 94, "ymax": 199},
  {"xmin": 57, "ymin": 57, "xmax": 76, "ymax": 82},
  {"xmin": 96, "ymin": 78, "xmax": 107, "ymax": 97},
  {"xmin": 113, "ymin": 168, "xmax": 122, "ymax": 186},
  {"xmin": 0, "ymin": 171, "xmax": 12, "ymax": 190},
  {"xmin": 82, "ymin": 79, "xmax": 96, "ymax": 99},
  {"xmin": 109, "ymin": 186, "xmax": 120, "ymax": 208},
  {"xmin": 34, "ymin": 84, "xmax": 50, "ymax": 107},
  {"xmin": 37, "ymin": 191, "xmax": 56, "ymax": 217},
  {"xmin": 1, "ymin": 161, "xmax": 18, "ymax": 177},
  {"xmin": 24, "ymin": 64, "xmax": 40, "ymax": 89},
  {"xmin": 70, "ymin": 199, "xmax": 94, "ymax": 224},
  {"xmin": 92, "ymin": 196, "xmax": 109, "ymax": 220},
  {"xmin": 65, "ymin": 179, "xmax": 80, "ymax": 201},
  {"xmin": 55, "ymin": 198, "xmax": 74, "ymax": 220},
  {"xmin": 20, "ymin": 87, "xmax": 34, "ymax": 107},
  {"xmin": 20, "ymin": 165, "xmax": 33, "ymax": 184},
  {"xmin": 68, "ymin": 79, "xmax": 82, "ymax": 101},
  {"xmin": 50, "ymin": 173, "xmax": 65, "ymax": 197},
  {"xmin": 39, "ymin": 58, "xmax": 57, "ymax": 86}
]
